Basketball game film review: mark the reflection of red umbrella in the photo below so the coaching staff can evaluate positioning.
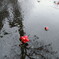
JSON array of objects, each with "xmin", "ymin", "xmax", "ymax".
[{"xmin": 20, "ymin": 35, "xmax": 30, "ymax": 43}]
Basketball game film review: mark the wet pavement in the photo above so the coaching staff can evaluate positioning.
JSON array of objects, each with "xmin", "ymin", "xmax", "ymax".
[{"xmin": 0, "ymin": 0, "xmax": 59, "ymax": 59}]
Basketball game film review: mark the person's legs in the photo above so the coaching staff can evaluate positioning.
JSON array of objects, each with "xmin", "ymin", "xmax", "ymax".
[{"xmin": 24, "ymin": 43, "xmax": 28, "ymax": 46}]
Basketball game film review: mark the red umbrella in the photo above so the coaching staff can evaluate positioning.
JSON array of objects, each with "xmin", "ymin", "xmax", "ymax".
[
  {"xmin": 20, "ymin": 35, "xmax": 30, "ymax": 43},
  {"xmin": 45, "ymin": 27, "xmax": 49, "ymax": 31}
]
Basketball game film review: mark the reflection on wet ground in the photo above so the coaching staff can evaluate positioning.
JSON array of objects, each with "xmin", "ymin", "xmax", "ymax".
[
  {"xmin": 0, "ymin": 9, "xmax": 8, "ymax": 30},
  {"xmin": 0, "ymin": 0, "xmax": 59, "ymax": 59},
  {"xmin": 19, "ymin": 35, "xmax": 59, "ymax": 59}
]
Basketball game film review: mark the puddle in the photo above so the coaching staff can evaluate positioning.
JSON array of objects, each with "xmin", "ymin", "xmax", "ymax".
[{"xmin": 0, "ymin": 0, "xmax": 59, "ymax": 59}]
